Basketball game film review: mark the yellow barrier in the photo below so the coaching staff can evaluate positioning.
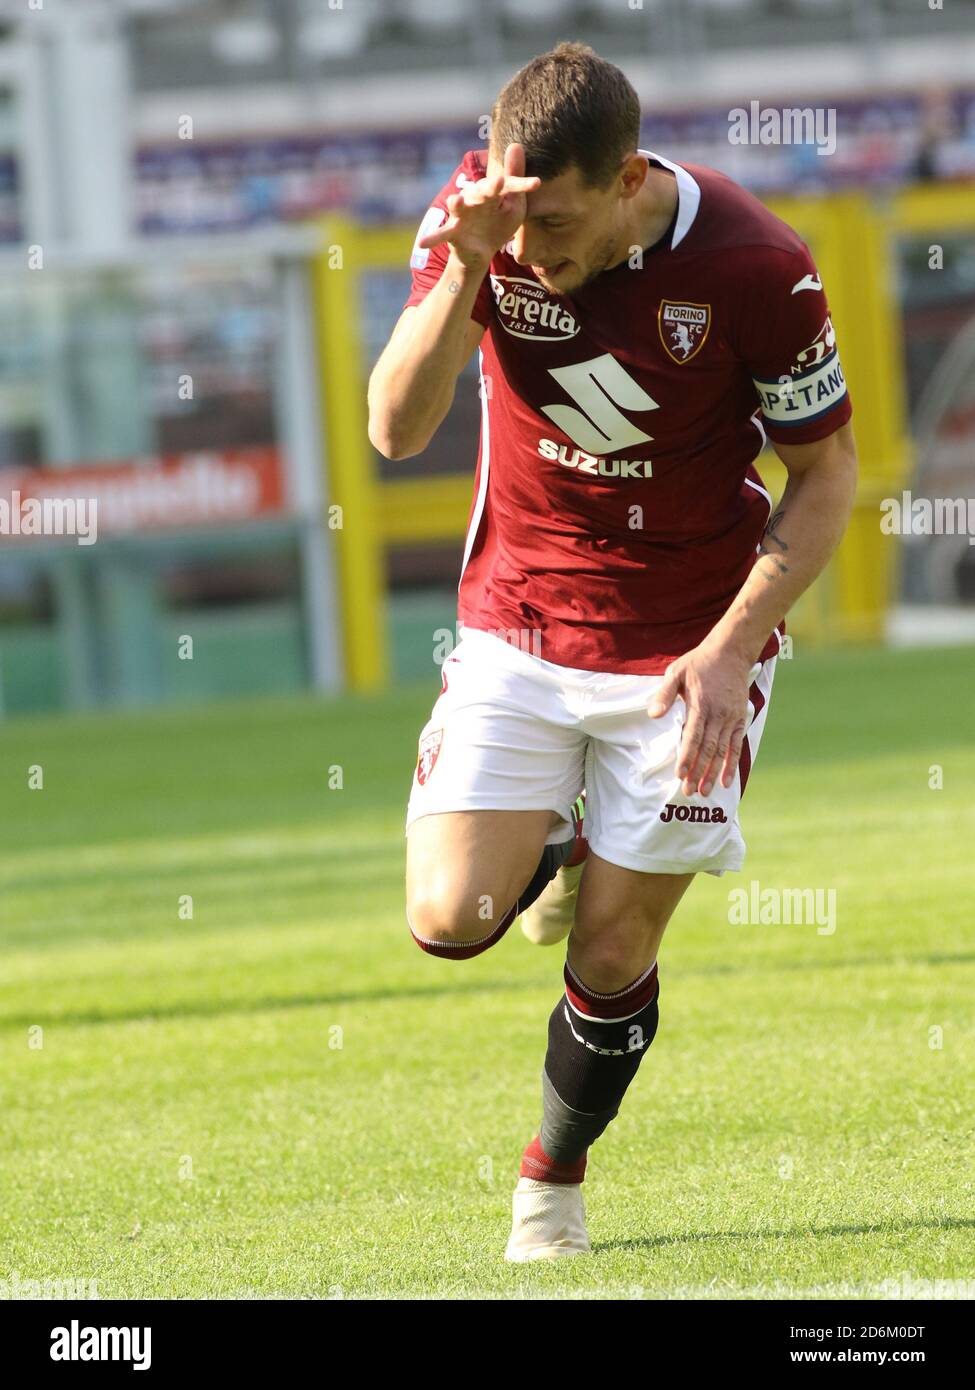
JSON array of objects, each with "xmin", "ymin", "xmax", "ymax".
[
  {"xmin": 763, "ymin": 192, "xmax": 912, "ymax": 644},
  {"xmin": 315, "ymin": 185, "xmax": 963, "ymax": 687},
  {"xmin": 313, "ymin": 215, "xmax": 387, "ymax": 688}
]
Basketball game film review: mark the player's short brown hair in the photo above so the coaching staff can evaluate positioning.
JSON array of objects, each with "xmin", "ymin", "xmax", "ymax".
[{"xmin": 490, "ymin": 42, "xmax": 641, "ymax": 189}]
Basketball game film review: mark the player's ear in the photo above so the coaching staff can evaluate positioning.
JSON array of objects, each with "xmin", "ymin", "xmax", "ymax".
[{"xmin": 619, "ymin": 152, "xmax": 649, "ymax": 199}]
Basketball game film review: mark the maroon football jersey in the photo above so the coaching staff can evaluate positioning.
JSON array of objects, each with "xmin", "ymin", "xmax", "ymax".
[{"xmin": 404, "ymin": 149, "xmax": 852, "ymax": 674}]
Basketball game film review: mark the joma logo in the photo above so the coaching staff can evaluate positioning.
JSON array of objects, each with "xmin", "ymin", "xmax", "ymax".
[{"xmin": 659, "ymin": 804, "xmax": 728, "ymax": 823}]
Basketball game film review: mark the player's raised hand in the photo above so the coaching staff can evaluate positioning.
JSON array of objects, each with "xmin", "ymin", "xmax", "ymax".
[
  {"xmin": 418, "ymin": 142, "xmax": 541, "ymax": 271},
  {"xmin": 648, "ymin": 641, "xmax": 758, "ymax": 799}
]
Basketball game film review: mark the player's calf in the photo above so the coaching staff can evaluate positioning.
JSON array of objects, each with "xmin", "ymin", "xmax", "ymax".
[
  {"xmin": 523, "ymin": 962, "xmax": 661, "ymax": 1181},
  {"xmin": 506, "ymin": 960, "xmax": 662, "ymax": 1261},
  {"xmin": 517, "ymin": 864, "xmax": 691, "ymax": 1179}
]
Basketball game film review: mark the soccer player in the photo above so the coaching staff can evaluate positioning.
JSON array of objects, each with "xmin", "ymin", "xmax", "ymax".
[{"xmin": 368, "ymin": 42, "xmax": 856, "ymax": 1260}]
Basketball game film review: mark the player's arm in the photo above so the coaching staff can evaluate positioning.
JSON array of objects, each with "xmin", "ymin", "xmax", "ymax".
[
  {"xmin": 650, "ymin": 420, "xmax": 857, "ymax": 798},
  {"xmin": 714, "ymin": 421, "xmax": 859, "ymax": 663},
  {"xmin": 650, "ymin": 245, "xmax": 856, "ymax": 797},
  {"xmin": 741, "ymin": 418, "xmax": 859, "ymax": 623},
  {"xmin": 367, "ymin": 277, "xmax": 486, "ymax": 460},
  {"xmin": 367, "ymin": 142, "xmax": 540, "ymax": 460}
]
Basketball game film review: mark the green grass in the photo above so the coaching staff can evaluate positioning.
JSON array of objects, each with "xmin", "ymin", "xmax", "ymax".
[{"xmin": 1, "ymin": 643, "xmax": 974, "ymax": 1299}]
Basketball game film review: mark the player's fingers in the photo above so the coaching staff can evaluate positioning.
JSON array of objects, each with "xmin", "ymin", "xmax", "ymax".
[
  {"xmin": 464, "ymin": 173, "xmax": 505, "ymax": 205},
  {"xmin": 680, "ymin": 713, "xmax": 719, "ymax": 796},
  {"xmin": 417, "ymin": 219, "xmax": 459, "ymax": 249},
  {"xmin": 694, "ymin": 739, "xmax": 723, "ymax": 798},
  {"xmin": 417, "ymin": 194, "xmax": 461, "ymax": 246},
  {"xmin": 499, "ymin": 174, "xmax": 542, "ymax": 194},
  {"xmin": 647, "ymin": 665, "xmax": 682, "ymax": 718},
  {"xmin": 675, "ymin": 704, "xmax": 704, "ymax": 782},
  {"xmin": 699, "ymin": 718, "xmax": 740, "ymax": 797},
  {"xmin": 719, "ymin": 720, "xmax": 748, "ymax": 789},
  {"xmin": 503, "ymin": 141, "xmax": 526, "ymax": 178}
]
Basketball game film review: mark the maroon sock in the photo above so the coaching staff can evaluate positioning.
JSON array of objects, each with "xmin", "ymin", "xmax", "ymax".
[{"xmin": 518, "ymin": 1134, "xmax": 587, "ymax": 1185}]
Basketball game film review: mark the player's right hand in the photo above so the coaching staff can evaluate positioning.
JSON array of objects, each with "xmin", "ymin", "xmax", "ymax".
[{"xmin": 418, "ymin": 143, "xmax": 541, "ymax": 272}]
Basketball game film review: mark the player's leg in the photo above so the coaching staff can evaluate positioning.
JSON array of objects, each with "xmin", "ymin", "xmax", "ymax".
[
  {"xmin": 406, "ymin": 807, "xmax": 574, "ymax": 958},
  {"xmin": 519, "ymin": 792, "xmax": 589, "ymax": 946},
  {"xmin": 526, "ymin": 858, "xmax": 692, "ymax": 1180},
  {"xmin": 404, "ymin": 630, "xmax": 587, "ymax": 960},
  {"xmin": 568, "ymin": 858, "xmax": 692, "ymax": 991},
  {"xmin": 504, "ymin": 861, "xmax": 691, "ymax": 1262},
  {"xmin": 506, "ymin": 652, "xmax": 779, "ymax": 1259}
]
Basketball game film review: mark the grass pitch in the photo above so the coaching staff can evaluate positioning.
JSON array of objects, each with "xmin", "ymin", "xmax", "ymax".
[{"xmin": 1, "ymin": 643, "xmax": 973, "ymax": 1299}]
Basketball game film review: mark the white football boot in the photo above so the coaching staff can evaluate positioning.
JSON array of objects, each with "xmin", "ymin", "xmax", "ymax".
[
  {"xmin": 504, "ymin": 1177, "xmax": 591, "ymax": 1262},
  {"xmin": 520, "ymin": 795, "xmax": 589, "ymax": 947}
]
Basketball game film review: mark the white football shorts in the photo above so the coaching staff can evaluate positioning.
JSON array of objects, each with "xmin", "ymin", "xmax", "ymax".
[{"xmin": 405, "ymin": 626, "xmax": 777, "ymax": 876}]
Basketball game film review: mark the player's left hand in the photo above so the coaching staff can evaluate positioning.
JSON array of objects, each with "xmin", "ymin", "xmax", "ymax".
[{"xmin": 647, "ymin": 639, "xmax": 756, "ymax": 798}]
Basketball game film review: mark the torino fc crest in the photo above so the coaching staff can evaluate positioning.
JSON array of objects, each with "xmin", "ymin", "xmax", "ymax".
[
  {"xmin": 658, "ymin": 300, "xmax": 711, "ymax": 363},
  {"xmin": 416, "ymin": 729, "xmax": 443, "ymax": 785}
]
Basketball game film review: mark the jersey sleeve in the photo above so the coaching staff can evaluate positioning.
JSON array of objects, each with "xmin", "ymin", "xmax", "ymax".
[
  {"xmin": 733, "ymin": 243, "xmax": 852, "ymax": 446},
  {"xmin": 402, "ymin": 155, "xmax": 494, "ymax": 328}
]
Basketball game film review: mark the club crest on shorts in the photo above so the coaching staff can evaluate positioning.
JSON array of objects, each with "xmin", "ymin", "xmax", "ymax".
[
  {"xmin": 658, "ymin": 301, "xmax": 711, "ymax": 363},
  {"xmin": 416, "ymin": 729, "xmax": 444, "ymax": 785}
]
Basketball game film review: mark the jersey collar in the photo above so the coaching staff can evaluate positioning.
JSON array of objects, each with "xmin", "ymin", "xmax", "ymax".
[{"xmin": 638, "ymin": 148, "xmax": 701, "ymax": 250}]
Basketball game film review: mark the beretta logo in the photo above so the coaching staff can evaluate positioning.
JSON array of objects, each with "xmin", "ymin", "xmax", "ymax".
[
  {"xmin": 658, "ymin": 300, "xmax": 711, "ymax": 363},
  {"xmin": 489, "ymin": 275, "xmax": 579, "ymax": 341}
]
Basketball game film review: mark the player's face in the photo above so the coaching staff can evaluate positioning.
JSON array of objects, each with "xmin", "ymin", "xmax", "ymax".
[{"xmin": 489, "ymin": 155, "xmax": 632, "ymax": 295}]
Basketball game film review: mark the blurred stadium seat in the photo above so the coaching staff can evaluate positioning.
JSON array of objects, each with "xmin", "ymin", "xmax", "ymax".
[
  {"xmin": 210, "ymin": 15, "xmax": 282, "ymax": 66},
  {"xmin": 499, "ymin": 0, "xmax": 575, "ymax": 31},
  {"xmin": 589, "ymin": 0, "xmax": 666, "ymax": 18},
  {"xmin": 694, "ymin": 0, "xmax": 759, "ymax": 12},
  {"xmin": 402, "ymin": 0, "xmax": 473, "ymax": 36},
  {"xmin": 299, "ymin": 3, "xmax": 371, "ymax": 59}
]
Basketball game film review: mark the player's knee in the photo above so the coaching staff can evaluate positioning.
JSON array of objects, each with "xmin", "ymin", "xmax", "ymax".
[
  {"xmin": 570, "ymin": 909, "xmax": 664, "ymax": 993},
  {"xmin": 568, "ymin": 943, "xmax": 636, "ymax": 994},
  {"xmin": 406, "ymin": 884, "xmax": 499, "ymax": 949}
]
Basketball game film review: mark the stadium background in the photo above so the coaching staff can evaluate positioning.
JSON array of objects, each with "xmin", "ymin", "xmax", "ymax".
[
  {"xmin": 1, "ymin": 0, "xmax": 973, "ymax": 1301},
  {"xmin": 1, "ymin": 0, "xmax": 974, "ymax": 707}
]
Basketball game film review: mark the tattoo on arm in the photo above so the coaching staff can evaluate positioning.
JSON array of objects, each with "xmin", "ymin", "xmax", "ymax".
[
  {"xmin": 756, "ymin": 555, "xmax": 789, "ymax": 580},
  {"xmin": 756, "ymin": 509, "xmax": 790, "ymax": 579},
  {"xmin": 758, "ymin": 508, "xmax": 789, "ymax": 555},
  {"xmin": 447, "ymin": 280, "xmax": 460, "ymax": 295}
]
